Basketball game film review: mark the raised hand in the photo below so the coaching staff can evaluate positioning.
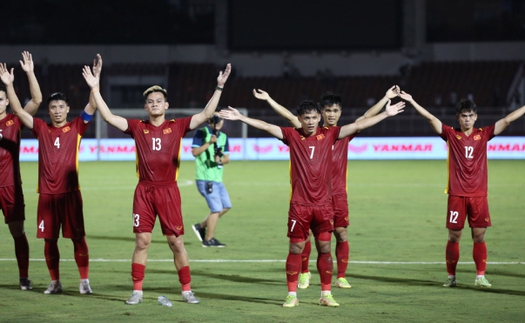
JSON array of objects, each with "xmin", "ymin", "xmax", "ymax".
[
  {"xmin": 386, "ymin": 85, "xmax": 400, "ymax": 99},
  {"xmin": 92, "ymin": 54, "xmax": 103, "ymax": 79},
  {"xmin": 0, "ymin": 63, "xmax": 14, "ymax": 86},
  {"xmin": 219, "ymin": 106, "xmax": 242, "ymax": 121},
  {"xmin": 253, "ymin": 89, "xmax": 270, "ymax": 101},
  {"xmin": 217, "ymin": 63, "xmax": 232, "ymax": 87},
  {"xmin": 82, "ymin": 65, "xmax": 99, "ymax": 90},
  {"xmin": 19, "ymin": 51, "xmax": 34, "ymax": 73},
  {"xmin": 385, "ymin": 100, "xmax": 405, "ymax": 116},
  {"xmin": 398, "ymin": 91, "xmax": 414, "ymax": 102}
]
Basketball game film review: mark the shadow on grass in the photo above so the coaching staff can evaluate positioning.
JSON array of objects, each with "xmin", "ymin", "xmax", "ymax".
[
  {"xmin": 146, "ymin": 268, "xmax": 282, "ymax": 286},
  {"xmin": 347, "ymin": 273, "xmax": 525, "ymax": 297},
  {"xmin": 87, "ymin": 234, "xmax": 168, "ymax": 245}
]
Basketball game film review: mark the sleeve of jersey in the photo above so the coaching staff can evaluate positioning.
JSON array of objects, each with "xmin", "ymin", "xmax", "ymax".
[
  {"xmin": 333, "ymin": 126, "xmax": 342, "ymax": 141},
  {"xmin": 73, "ymin": 115, "xmax": 89, "ymax": 135},
  {"xmin": 439, "ymin": 124, "xmax": 450, "ymax": 141},
  {"xmin": 486, "ymin": 124, "xmax": 496, "ymax": 140},
  {"xmin": 123, "ymin": 119, "xmax": 137, "ymax": 135},
  {"xmin": 280, "ymin": 127, "xmax": 290, "ymax": 145},
  {"xmin": 30, "ymin": 118, "xmax": 44, "ymax": 137}
]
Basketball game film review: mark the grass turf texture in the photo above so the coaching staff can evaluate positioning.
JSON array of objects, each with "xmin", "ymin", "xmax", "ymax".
[{"xmin": 0, "ymin": 160, "xmax": 524, "ymax": 323}]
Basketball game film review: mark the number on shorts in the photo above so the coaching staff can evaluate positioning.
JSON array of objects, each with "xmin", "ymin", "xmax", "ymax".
[
  {"xmin": 39, "ymin": 220, "xmax": 45, "ymax": 232},
  {"xmin": 449, "ymin": 211, "xmax": 459, "ymax": 224},
  {"xmin": 133, "ymin": 213, "xmax": 140, "ymax": 227},
  {"xmin": 290, "ymin": 219, "xmax": 297, "ymax": 232}
]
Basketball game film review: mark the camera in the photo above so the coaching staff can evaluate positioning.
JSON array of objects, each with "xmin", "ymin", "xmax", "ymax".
[
  {"xmin": 209, "ymin": 115, "xmax": 222, "ymax": 124},
  {"xmin": 215, "ymin": 147, "xmax": 224, "ymax": 169},
  {"xmin": 206, "ymin": 181, "xmax": 213, "ymax": 194},
  {"xmin": 214, "ymin": 147, "xmax": 224, "ymax": 158}
]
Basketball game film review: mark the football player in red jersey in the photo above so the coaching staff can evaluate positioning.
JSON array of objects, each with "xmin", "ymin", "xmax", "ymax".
[
  {"xmin": 253, "ymin": 86, "xmax": 400, "ymax": 290},
  {"xmin": 400, "ymin": 91, "xmax": 525, "ymax": 288},
  {"xmin": 0, "ymin": 51, "xmax": 42, "ymax": 291},
  {"xmin": 220, "ymin": 98, "xmax": 403, "ymax": 308},
  {"xmin": 83, "ymin": 58, "xmax": 231, "ymax": 305},
  {"xmin": 1, "ymin": 54, "xmax": 101, "ymax": 295}
]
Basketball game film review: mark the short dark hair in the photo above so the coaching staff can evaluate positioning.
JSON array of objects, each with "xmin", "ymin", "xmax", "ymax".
[
  {"xmin": 143, "ymin": 85, "xmax": 168, "ymax": 101},
  {"xmin": 320, "ymin": 92, "xmax": 342, "ymax": 108},
  {"xmin": 456, "ymin": 99, "xmax": 477, "ymax": 115},
  {"xmin": 296, "ymin": 99, "xmax": 321, "ymax": 116},
  {"xmin": 47, "ymin": 92, "xmax": 69, "ymax": 105},
  {"xmin": 0, "ymin": 83, "xmax": 6, "ymax": 95}
]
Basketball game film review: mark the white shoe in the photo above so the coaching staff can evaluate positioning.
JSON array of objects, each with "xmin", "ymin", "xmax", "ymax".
[
  {"xmin": 182, "ymin": 291, "xmax": 200, "ymax": 304},
  {"xmin": 126, "ymin": 291, "xmax": 143, "ymax": 305},
  {"xmin": 80, "ymin": 280, "xmax": 93, "ymax": 294},
  {"xmin": 44, "ymin": 281, "xmax": 62, "ymax": 294}
]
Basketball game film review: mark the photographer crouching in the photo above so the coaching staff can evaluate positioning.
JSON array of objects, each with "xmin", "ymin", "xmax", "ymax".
[{"xmin": 191, "ymin": 111, "xmax": 231, "ymax": 247}]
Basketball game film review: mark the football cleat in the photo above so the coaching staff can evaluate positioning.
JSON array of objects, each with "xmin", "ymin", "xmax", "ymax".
[
  {"xmin": 319, "ymin": 294, "xmax": 339, "ymax": 307},
  {"xmin": 126, "ymin": 291, "xmax": 143, "ymax": 305},
  {"xmin": 297, "ymin": 272, "xmax": 311, "ymax": 289},
  {"xmin": 474, "ymin": 277, "xmax": 491, "ymax": 288},
  {"xmin": 443, "ymin": 276, "xmax": 457, "ymax": 287},
  {"xmin": 44, "ymin": 281, "xmax": 62, "ymax": 294},
  {"xmin": 282, "ymin": 295, "xmax": 299, "ymax": 308}
]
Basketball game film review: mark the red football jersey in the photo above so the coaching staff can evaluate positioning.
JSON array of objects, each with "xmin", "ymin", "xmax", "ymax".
[
  {"xmin": 32, "ymin": 116, "xmax": 89, "ymax": 194},
  {"xmin": 440, "ymin": 124, "xmax": 496, "ymax": 197},
  {"xmin": 281, "ymin": 126, "xmax": 340, "ymax": 205},
  {"xmin": 0, "ymin": 114, "xmax": 23, "ymax": 188},
  {"xmin": 331, "ymin": 134, "xmax": 355, "ymax": 195},
  {"xmin": 124, "ymin": 117, "xmax": 192, "ymax": 184}
]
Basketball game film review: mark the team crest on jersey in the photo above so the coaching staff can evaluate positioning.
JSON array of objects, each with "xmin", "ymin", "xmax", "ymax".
[
  {"xmin": 163, "ymin": 128, "xmax": 172, "ymax": 134},
  {"xmin": 455, "ymin": 135, "xmax": 462, "ymax": 140},
  {"xmin": 143, "ymin": 129, "xmax": 150, "ymax": 134},
  {"xmin": 62, "ymin": 126, "xmax": 71, "ymax": 133},
  {"xmin": 316, "ymin": 134, "xmax": 325, "ymax": 140},
  {"xmin": 6, "ymin": 120, "xmax": 14, "ymax": 126},
  {"xmin": 474, "ymin": 134, "xmax": 481, "ymax": 140}
]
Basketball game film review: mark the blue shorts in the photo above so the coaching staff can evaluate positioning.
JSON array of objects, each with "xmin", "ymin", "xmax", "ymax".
[{"xmin": 196, "ymin": 180, "xmax": 232, "ymax": 213}]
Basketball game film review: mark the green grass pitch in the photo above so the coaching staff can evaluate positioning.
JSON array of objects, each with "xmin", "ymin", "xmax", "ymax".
[{"xmin": 0, "ymin": 160, "xmax": 524, "ymax": 323}]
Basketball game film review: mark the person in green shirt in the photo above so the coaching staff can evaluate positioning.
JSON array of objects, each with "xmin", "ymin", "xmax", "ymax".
[{"xmin": 191, "ymin": 111, "xmax": 231, "ymax": 247}]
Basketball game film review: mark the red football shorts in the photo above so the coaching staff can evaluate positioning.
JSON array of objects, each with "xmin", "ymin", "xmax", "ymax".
[
  {"xmin": 332, "ymin": 193, "xmax": 349, "ymax": 228},
  {"xmin": 132, "ymin": 182, "xmax": 184, "ymax": 237},
  {"xmin": 0, "ymin": 185, "xmax": 25, "ymax": 223},
  {"xmin": 37, "ymin": 191, "xmax": 85, "ymax": 239},
  {"xmin": 287, "ymin": 202, "xmax": 334, "ymax": 241},
  {"xmin": 446, "ymin": 195, "xmax": 491, "ymax": 230}
]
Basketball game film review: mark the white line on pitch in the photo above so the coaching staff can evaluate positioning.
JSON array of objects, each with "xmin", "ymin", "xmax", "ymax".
[{"xmin": 0, "ymin": 258, "xmax": 523, "ymax": 265}]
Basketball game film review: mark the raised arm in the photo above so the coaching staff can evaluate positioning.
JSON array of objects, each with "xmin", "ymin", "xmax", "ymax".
[
  {"xmin": 494, "ymin": 103, "xmax": 525, "ymax": 135},
  {"xmin": 82, "ymin": 54, "xmax": 103, "ymax": 119},
  {"xmin": 0, "ymin": 63, "xmax": 34, "ymax": 129},
  {"xmin": 399, "ymin": 91, "xmax": 442, "ymax": 134},
  {"xmin": 19, "ymin": 51, "xmax": 42, "ymax": 116},
  {"xmin": 339, "ymin": 100, "xmax": 404, "ymax": 138},
  {"xmin": 253, "ymin": 89, "xmax": 301, "ymax": 128},
  {"xmin": 189, "ymin": 63, "xmax": 232, "ymax": 130},
  {"xmin": 220, "ymin": 106, "xmax": 284, "ymax": 139},
  {"xmin": 355, "ymin": 85, "xmax": 399, "ymax": 122},
  {"xmin": 82, "ymin": 63, "xmax": 129, "ymax": 132}
]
